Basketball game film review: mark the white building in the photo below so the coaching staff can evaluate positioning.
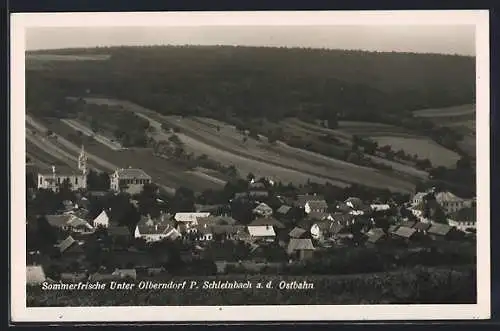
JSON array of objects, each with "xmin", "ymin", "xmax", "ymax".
[
  {"xmin": 134, "ymin": 215, "xmax": 181, "ymax": 243},
  {"xmin": 37, "ymin": 145, "xmax": 88, "ymax": 192},
  {"xmin": 435, "ymin": 191, "xmax": 473, "ymax": 214},
  {"xmin": 174, "ymin": 212, "xmax": 211, "ymax": 227},
  {"xmin": 110, "ymin": 168, "xmax": 152, "ymax": 195},
  {"xmin": 247, "ymin": 225, "xmax": 275, "ymax": 242},
  {"xmin": 92, "ymin": 210, "xmax": 110, "ymax": 228}
]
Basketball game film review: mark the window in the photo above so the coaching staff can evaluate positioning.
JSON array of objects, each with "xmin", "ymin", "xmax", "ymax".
[
  {"xmin": 75, "ymin": 177, "xmax": 78, "ymax": 185},
  {"xmin": 58, "ymin": 177, "xmax": 61, "ymax": 184},
  {"xmin": 39, "ymin": 177, "xmax": 43, "ymax": 185}
]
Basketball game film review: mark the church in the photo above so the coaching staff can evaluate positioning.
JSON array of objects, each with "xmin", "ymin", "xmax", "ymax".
[{"xmin": 37, "ymin": 146, "xmax": 88, "ymax": 192}]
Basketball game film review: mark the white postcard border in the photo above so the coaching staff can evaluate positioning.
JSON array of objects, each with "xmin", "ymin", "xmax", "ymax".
[{"xmin": 10, "ymin": 10, "xmax": 490, "ymax": 322}]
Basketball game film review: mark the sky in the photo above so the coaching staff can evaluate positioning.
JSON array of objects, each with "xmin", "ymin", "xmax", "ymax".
[{"xmin": 25, "ymin": 25, "xmax": 476, "ymax": 56}]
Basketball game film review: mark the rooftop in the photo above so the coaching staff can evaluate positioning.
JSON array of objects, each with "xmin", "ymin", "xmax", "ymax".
[
  {"xmin": 247, "ymin": 225, "xmax": 276, "ymax": 237},
  {"xmin": 306, "ymin": 200, "xmax": 328, "ymax": 210},
  {"xmin": 392, "ymin": 226, "xmax": 416, "ymax": 239},
  {"xmin": 287, "ymin": 238, "xmax": 315, "ymax": 254},
  {"xmin": 249, "ymin": 217, "xmax": 285, "ymax": 228},
  {"xmin": 428, "ymin": 223, "xmax": 452, "ymax": 236},
  {"xmin": 114, "ymin": 168, "xmax": 151, "ymax": 179}
]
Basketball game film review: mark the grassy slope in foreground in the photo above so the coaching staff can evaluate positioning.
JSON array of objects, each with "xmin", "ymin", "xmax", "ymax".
[{"xmin": 27, "ymin": 266, "xmax": 475, "ymax": 306}]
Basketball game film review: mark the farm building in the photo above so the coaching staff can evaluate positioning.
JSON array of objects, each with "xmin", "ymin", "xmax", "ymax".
[
  {"xmin": 287, "ymin": 238, "xmax": 315, "ymax": 260},
  {"xmin": 37, "ymin": 166, "xmax": 87, "ymax": 192},
  {"xmin": 110, "ymin": 168, "xmax": 152, "ymax": 195}
]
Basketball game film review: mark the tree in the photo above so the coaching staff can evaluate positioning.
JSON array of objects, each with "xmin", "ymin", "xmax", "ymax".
[{"xmin": 246, "ymin": 173, "xmax": 256, "ymax": 182}]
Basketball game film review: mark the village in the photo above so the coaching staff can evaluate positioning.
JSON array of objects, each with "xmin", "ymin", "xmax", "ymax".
[{"xmin": 26, "ymin": 145, "xmax": 477, "ymax": 285}]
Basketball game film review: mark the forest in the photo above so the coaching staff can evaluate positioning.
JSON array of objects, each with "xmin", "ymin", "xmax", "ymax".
[{"xmin": 27, "ymin": 45, "xmax": 475, "ymax": 124}]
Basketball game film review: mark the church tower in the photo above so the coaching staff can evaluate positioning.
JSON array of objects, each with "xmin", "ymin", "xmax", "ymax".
[{"xmin": 78, "ymin": 145, "xmax": 88, "ymax": 175}]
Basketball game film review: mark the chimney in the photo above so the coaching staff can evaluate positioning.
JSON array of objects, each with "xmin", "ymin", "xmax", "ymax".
[{"xmin": 155, "ymin": 224, "xmax": 158, "ymax": 231}]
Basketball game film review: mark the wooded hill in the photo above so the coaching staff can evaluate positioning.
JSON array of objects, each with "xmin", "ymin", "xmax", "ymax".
[{"xmin": 26, "ymin": 45, "xmax": 475, "ymax": 125}]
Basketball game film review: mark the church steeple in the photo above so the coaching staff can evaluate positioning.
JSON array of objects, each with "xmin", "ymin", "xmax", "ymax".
[{"xmin": 78, "ymin": 145, "xmax": 88, "ymax": 175}]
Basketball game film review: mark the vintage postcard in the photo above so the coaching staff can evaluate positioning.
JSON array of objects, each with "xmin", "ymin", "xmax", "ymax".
[{"xmin": 10, "ymin": 10, "xmax": 490, "ymax": 322}]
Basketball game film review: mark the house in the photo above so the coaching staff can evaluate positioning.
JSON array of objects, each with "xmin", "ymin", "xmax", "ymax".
[
  {"xmin": 435, "ymin": 191, "xmax": 473, "ymax": 214},
  {"xmin": 174, "ymin": 212, "xmax": 211, "ymax": 228},
  {"xmin": 194, "ymin": 204, "xmax": 227, "ymax": 214},
  {"xmin": 330, "ymin": 213, "xmax": 356, "ymax": 227},
  {"xmin": 233, "ymin": 192, "xmax": 249, "ymax": 200},
  {"xmin": 413, "ymin": 222, "xmax": 432, "ymax": 234},
  {"xmin": 411, "ymin": 192, "xmax": 428, "ymax": 206},
  {"xmin": 110, "ymin": 168, "xmax": 152, "ymax": 195},
  {"xmin": 287, "ymin": 238, "xmax": 315, "ymax": 260},
  {"xmin": 247, "ymin": 225, "xmax": 276, "ymax": 242},
  {"xmin": 26, "ymin": 265, "xmax": 46, "ymax": 285},
  {"xmin": 294, "ymin": 194, "xmax": 325, "ymax": 208},
  {"xmin": 37, "ymin": 166, "xmax": 87, "ymax": 192},
  {"xmin": 249, "ymin": 181, "xmax": 266, "ymax": 190},
  {"xmin": 391, "ymin": 226, "xmax": 417, "ymax": 242},
  {"xmin": 428, "ymin": 223, "xmax": 453, "ymax": 240},
  {"xmin": 46, "ymin": 214, "xmax": 94, "ymax": 233},
  {"xmin": 276, "ymin": 205, "xmax": 293, "ymax": 217},
  {"xmin": 57, "ymin": 235, "xmax": 84, "ymax": 255},
  {"xmin": 307, "ymin": 211, "xmax": 332, "ymax": 221},
  {"xmin": 134, "ymin": 215, "xmax": 181, "ymax": 243},
  {"xmin": 249, "ymin": 191, "xmax": 269, "ymax": 199},
  {"xmin": 448, "ymin": 205, "xmax": 476, "ymax": 231},
  {"xmin": 370, "ymin": 204, "xmax": 391, "ymax": 212},
  {"xmin": 111, "ymin": 268, "xmax": 137, "ymax": 280},
  {"xmin": 365, "ymin": 228, "xmax": 387, "ymax": 246},
  {"xmin": 249, "ymin": 217, "xmax": 285, "ymax": 229},
  {"xmin": 212, "ymin": 225, "xmax": 246, "ymax": 240},
  {"xmin": 304, "ymin": 200, "xmax": 328, "ymax": 214},
  {"xmin": 289, "ymin": 227, "xmax": 308, "ymax": 239},
  {"xmin": 92, "ymin": 210, "xmax": 111, "ymax": 228},
  {"xmin": 197, "ymin": 215, "xmax": 238, "ymax": 227},
  {"xmin": 345, "ymin": 197, "xmax": 364, "ymax": 210},
  {"xmin": 253, "ymin": 202, "xmax": 274, "ymax": 217}
]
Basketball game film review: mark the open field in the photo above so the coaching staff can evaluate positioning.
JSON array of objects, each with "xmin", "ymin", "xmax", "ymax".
[
  {"xmin": 35, "ymin": 116, "xmax": 225, "ymax": 193},
  {"xmin": 337, "ymin": 121, "xmax": 421, "ymax": 138},
  {"xmin": 80, "ymin": 97, "xmax": 421, "ymax": 193},
  {"xmin": 372, "ymin": 136, "xmax": 461, "ymax": 168},
  {"xmin": 286, "ymin": 118, "xmax": 462, "ymax": 168},
  {"xmin": 27, "ymin": 265, "xmax": 475, "ymax": 306},
  {"xmin": 412, "ymin": 104, "xmax": 475, "ymax": 118},
  {"xmin": 61, "ymin": 119, "xmax": 123, "ymax": 151}
]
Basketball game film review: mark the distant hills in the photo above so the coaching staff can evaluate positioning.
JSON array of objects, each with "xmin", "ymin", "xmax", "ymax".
[{"xmin": 26, "ymin": 45, "xmax": 475, "ymax": 124}]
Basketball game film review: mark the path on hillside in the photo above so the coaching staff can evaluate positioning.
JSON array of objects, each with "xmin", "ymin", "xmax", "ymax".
[{"xmin": 81, "ymin": 97, "xmax": 416, "ymax": 193}]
